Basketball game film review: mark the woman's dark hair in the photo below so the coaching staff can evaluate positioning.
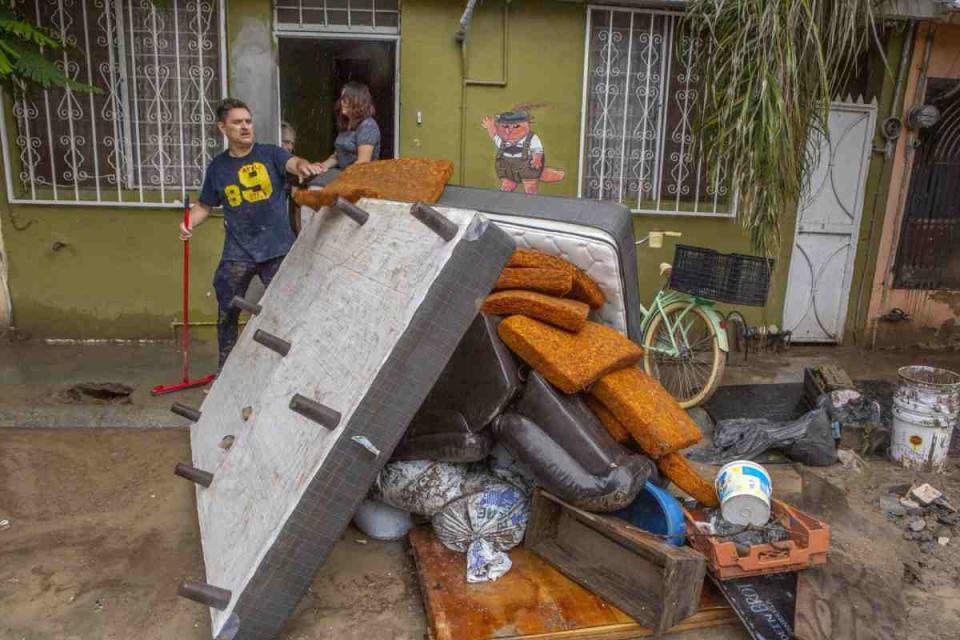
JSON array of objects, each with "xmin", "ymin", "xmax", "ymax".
[{"xmin": 336, "ymin": 82, "xmax": 375, "ymax": 131}]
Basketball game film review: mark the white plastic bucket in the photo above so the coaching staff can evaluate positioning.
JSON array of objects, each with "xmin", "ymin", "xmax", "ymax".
[
  {"xmin": 715, "ymin": 460, "xmax": 772, "ymax": 527},
  {"xmin": 890, "ymin": 366, "xmax": 960, "ymax": 473}
]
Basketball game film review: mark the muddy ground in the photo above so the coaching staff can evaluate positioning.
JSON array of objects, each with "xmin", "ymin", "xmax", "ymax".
[
  {"xmin": 0, "ymin": 429, "xmax": 427, "ymax": 640},
  {"xmin": 3, "ymin": 428, "xmax": 960, "ymax": 639},
  {"xmin": 2, "ymin": 343, "xmax": 960, "ymax": 639},
  {"xmin": 812, "ymin": 459, "xmax": 960, "ymax": 640},
  {"xmin": 0, "ymin": 429, "xmax": 747, "ymax": 640}
]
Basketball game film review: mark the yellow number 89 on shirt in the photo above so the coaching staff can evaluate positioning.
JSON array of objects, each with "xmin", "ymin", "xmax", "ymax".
[{"xmin": 224, "ymin": 162, "xmax": 273, "ymax": 206}]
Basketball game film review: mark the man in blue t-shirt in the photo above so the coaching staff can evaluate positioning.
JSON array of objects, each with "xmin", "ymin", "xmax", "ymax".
[{"xmin": 178, "ymin": 98, "xmax": 325, "ymax": 370}]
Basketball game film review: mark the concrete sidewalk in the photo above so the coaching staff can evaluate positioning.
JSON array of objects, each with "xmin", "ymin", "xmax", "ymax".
[
  {"xmin": 3, "ymin": 339, "xmax": 957, "ymax": 428},
  {"xmin": 0, "ymin": 340, "xmax": 218, "ymax": 428}
]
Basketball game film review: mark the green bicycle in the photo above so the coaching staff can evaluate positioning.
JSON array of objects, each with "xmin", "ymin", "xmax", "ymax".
[{"xmin": 636, "ymin": 232, "xmax": 729, "ymax": 409}]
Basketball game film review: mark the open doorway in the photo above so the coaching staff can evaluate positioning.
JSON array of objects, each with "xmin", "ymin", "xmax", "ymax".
[{"xmin": 278, "ymin": 37, "xmax": 397, "ymax": 164}]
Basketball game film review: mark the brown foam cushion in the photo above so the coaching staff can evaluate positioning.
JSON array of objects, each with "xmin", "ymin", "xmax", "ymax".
[
  {"xmin": 293, "ymin": 157, "xmax": 454, "ymax": 208},
  {"xmin": 497, "ymin": 317, "xmax": 643, "ymax": 394},
  {"xmin": 507, "ymin": 249, "xmax": 606, "ymax": 309},
  {"xmin": 493, "ymin": 268, "xmax": 573, "ymax": 297},
  {"xmin": 481, "ymin": 290, "xmax": 589, "ymax": 332},
  {"xmin": 589, "ymin": 367, "xmax": 701, "ymax": 458},
  {"xmin": 656, "ymin": 452, "xmax": 719, "ymax": 507},
  {"xmin": 585, "ymin": 395, "xmax": 631, "ymax": 444}
]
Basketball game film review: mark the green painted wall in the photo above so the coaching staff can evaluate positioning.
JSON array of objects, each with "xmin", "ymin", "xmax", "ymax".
[
  {"xmin": 0, "ymin": 0, "xmax": 900, "ymax": 340},
  {"xmin": 399, "ymin": 0, "xmax": 791, "ymax": 327},
  {"xmin": 0, "ymin": 198, "xmax": 223, "ymax": 339},
  {"xmin": 0, "ymin": 1, "xmax": 278, "ymax": 339},
  {"xmin": 400, "ymin": 0, "xmax": 583, "ymax": 195}
]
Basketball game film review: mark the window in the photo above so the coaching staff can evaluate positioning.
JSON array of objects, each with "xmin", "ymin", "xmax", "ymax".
[
  {"xmin": 893, "ymin": 78, "xmax": 960, "ymax": 289},
  {"xmin": 1, "ymin": 0, "xmax": 224, "ymax": 207},
  {"xmin": 274, "ymin": 0, "xmax": 400, "ymax": 35},
  {"xmin": 579, "ymin": 7, "xmax": 734, "ymax": 216}
]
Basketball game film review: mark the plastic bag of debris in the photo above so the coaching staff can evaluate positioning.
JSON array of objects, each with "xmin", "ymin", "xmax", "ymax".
[
  {"xmin": 372, "ymin": 460, "xmax": 504, "ymax": 517},
  {"xmin": 371, "ymin": 460, "xmax": 471, "ymax": 517},
  {"xmin": 487, "ymin": 443, "xmax": 537, "ymax": 496},
  {"xmin": 432, "ymin": 483, "xmax": 529, "ymax": 583},
  {"xmin": 816, "ymin": 390, "xmax": 887, "ymax": 456},
  {"xmin": 353, "ymin": 499, "xmax": 414, "ymax": 541},
  {"xmin": 689, "ymin": 408, "xmax": 838, "ymax": 467}
]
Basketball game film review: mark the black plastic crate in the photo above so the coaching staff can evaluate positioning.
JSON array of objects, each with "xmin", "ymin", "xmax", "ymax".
[{"xmin": 669, "ymin": 245, "xmax": 774, "ymax": 306}]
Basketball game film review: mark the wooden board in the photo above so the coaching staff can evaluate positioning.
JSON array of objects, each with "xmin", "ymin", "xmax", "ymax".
[
  {"xmin": 525, "ymin": 490, "xmax": 706, "ymax": 634},
  {"xmin": 409, "ymin": 527, "xmax": 736, "ymax": 640}
]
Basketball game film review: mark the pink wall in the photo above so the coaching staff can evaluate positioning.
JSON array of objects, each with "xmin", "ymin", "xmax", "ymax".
[{"xmin": 867, "ymin": 16, "xmax": 960, "ymax": 349}]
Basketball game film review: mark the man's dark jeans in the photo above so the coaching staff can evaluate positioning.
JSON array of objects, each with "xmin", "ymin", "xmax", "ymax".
[{"xmin": 213, "ymin": 256, "xmax": 284, "ymax": 370}]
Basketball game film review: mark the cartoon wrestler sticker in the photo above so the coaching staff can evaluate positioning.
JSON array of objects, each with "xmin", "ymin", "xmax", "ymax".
[{"xmin": 481, "ymin": 106, "xmax": 565, "ymax": 194}]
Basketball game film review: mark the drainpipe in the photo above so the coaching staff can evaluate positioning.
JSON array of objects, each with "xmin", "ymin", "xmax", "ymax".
[
  {"xmin": 456, "ymin": 0, "xmax": 480, "ymax": 42},
  {"xmin": 852, "ymin": 21, "xmax": 915, "ymax": 346},
  {"xmin": 0, "ymin": 227, "xmax": 11, "ymax": 331},
  {"xmin": 458, "ymin": 0, "xmax": 510, "ymax": 184}
]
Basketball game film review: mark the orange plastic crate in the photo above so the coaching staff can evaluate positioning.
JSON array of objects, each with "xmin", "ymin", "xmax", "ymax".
[{"xmin": 683, "ymin": 499, "xmax": 830, "ymax": 580}]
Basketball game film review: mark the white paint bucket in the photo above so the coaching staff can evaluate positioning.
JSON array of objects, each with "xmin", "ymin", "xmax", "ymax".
[
  {"xmin": 714, "ymin": 460, "xmax": 772, "ymax": 527},
  {"xmin": 890, "ymin": 366, "xmax": 960, "ymax": 472}
]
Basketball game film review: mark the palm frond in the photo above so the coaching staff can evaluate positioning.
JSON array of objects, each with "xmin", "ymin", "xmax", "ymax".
[{"xmin": 687, "ymin": 0, "xmax": 878, "ymax": 256}]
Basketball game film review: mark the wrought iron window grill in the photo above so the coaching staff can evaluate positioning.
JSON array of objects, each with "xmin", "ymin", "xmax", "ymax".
[
  {"xmin": 274, "ymin": 0, "xmax": 400, "ymax": 35},
  {"xmin": 0, "ymin": 0, "xmax": 225, "ymax": 208},
  {"xmin": 893, "ymin": 78, "xmax": 960, "ymax": 290},
  {"xmin": 579, "ymin": 6, "xmax": 735, "ymax": 217}
]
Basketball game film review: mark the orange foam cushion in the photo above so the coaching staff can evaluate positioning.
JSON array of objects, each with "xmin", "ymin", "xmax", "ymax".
[
  {"xmin": 481, "ymin": 290, "xmax": 589, "ymax": 332},
  {"xmin": 493, "ymin": 268, "xmax": 573, "ymax": 297},
  {"xmin": 585, "ymin": 395, "xmax": 631, "ymax": 444},
  {"xmin": 589, "ymin": 367, "xmax": 701, "ymax": 458},
  {"xmin": 507, "ymin": 249, "xmax": 606, "ymax": 309},
  {"xmin": 497, "ymin": 316, "xmax": 643, "ymax": 394},
  {"xmin": 293, "ymin": 157, "xmax": 454, "ymax": 208},
  {"xmin": 656, "ymin": 452, "xmax": 719, "ymax": 507}
]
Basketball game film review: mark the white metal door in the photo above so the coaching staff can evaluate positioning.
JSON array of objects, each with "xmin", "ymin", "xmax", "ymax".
[{"xmin": 783, "ymin": 102, "xmax": 877, "ymax": 342}]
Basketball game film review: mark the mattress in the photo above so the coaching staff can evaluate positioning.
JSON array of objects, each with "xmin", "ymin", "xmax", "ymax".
[
  {"xmin": 438, "ymin": 186, "xmax": 640, "ymax": 340},
  {"xmin": 186, "ymin": 199, "xmax": 514, "ymax": 639},
  {"xmin": 485, "ymin": 215, "xmax": 626, "ymax": 334},
  {"xmin": 305, "ymin": 177, "xmax": 641, "ymax": 340}
]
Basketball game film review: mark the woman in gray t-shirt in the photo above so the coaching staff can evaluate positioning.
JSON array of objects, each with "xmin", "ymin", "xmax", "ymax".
[{"xmin": 318, "ymin": 82, "xmax": 381, "ymax": 172}]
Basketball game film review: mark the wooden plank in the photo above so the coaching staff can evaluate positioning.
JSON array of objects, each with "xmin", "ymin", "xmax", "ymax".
[
  {"xmin": 525, "ymin": 490, "xmax": 706, "ymax": 634},
  {"xmin": 795, "ymin": 561, "xmax": 905, "ymax": 640},
  {"xmin": 803, "ymin": 364, "xmax": 855, "ymax": 406},
  {"xmin": 410, "ymin": 527, "xmax": 735, "ymax": 640}
]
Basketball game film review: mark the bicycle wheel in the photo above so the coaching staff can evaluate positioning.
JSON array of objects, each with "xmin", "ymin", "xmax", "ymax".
[{"xmin": 642, "ymin": 302, "xmax": 725, "ymax": 408}]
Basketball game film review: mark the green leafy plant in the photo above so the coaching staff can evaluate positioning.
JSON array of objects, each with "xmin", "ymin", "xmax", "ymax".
[
  {"xmin": 0, "ymin": 2, "xmax": 98, "ymax": 92},
  {"xmin": 687, "ymin": 0, "xmax": 879, "ymax": 256}
]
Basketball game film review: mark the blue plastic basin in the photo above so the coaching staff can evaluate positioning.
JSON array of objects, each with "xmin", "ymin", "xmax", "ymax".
[{"xmin": 613, "ymin": 480, "xmax": 686, "ymax": 546}]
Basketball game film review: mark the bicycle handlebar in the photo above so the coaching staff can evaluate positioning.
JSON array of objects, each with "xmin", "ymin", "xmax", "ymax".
[{"xmin": 636, "ymin": 230, "xmax": 683, "ymax": 247}]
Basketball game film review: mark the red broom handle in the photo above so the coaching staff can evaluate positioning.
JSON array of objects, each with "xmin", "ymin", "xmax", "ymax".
[{"xmin": 182, "ymin": 196, "xmax": 191, "ymax": 382}]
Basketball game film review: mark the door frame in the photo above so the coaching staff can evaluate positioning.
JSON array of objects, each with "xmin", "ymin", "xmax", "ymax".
[
  {"xmin": 0, "ymin": 219, "xmax": 10, "ymax": 329},
  {"xmin": 273, "ymin": 30, "xmax": 401, "ymax": 158},
  {"xmin": 783, "ymin": 100, "xmax": 877, "ymax": 343}
]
